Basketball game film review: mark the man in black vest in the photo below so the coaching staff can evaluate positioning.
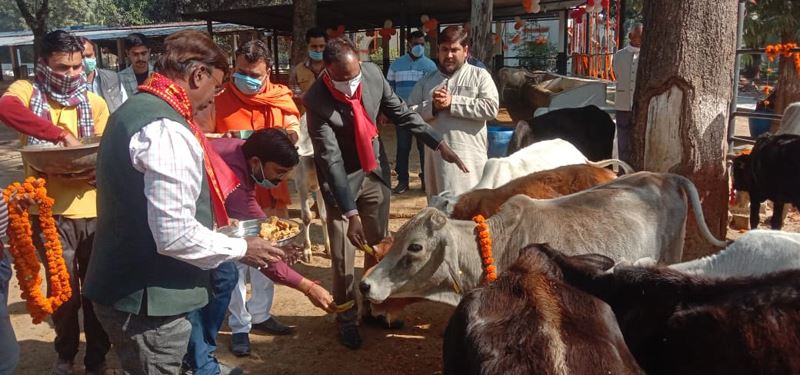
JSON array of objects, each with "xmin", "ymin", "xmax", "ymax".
[
  {"xmin": 84, "ymin": 30, "xmax": 285, "ymax": 374},
  {"xmin": 80, "ymin": 37, "xmax": 127, "ymax": 112},
  {"xmin": 304, "ymin": 37, "xmax": 468, "ymax": 349}
]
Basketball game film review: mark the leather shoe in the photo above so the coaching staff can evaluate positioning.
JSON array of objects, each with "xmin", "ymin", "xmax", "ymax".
[
  {"xmin": 392, "ymin": 183, "xmax": 409, "ymax": 194},
  {"xmin": 230, "ymin": 332, "xmax": 251, "ymax": 357},
  {"xmin": 362, "ymin": 314, "xmax": 404, "ymax": 330},
  {"xmin": 338, "ymin": 324, "xmax": 362, "ymax": 350},
  {"xmin": 252, "ymin": 316, "xmax": 294, "ymax": 335}
]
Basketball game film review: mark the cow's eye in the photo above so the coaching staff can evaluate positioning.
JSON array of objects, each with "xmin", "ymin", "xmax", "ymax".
[{"xmin": 407, "ymin": 244, "xmax": 423, "ymax": 253}]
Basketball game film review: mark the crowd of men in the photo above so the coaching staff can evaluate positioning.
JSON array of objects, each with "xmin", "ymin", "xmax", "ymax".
[{"xmin": 0, "ymin": 21, "xmax": 643, "ymax": 375}]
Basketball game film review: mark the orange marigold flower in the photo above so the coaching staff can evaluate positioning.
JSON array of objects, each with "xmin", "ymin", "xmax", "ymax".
[{"xmin": 4, "ymin": 178, "xmax": 71, "ymax": 324}]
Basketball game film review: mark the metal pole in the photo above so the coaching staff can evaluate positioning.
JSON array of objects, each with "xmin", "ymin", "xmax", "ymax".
[
  {"xmin": 272, "ymin": 30, "xmax": 280, "ymax": 77},
  {"xmin": 727, "ymin": 0, "xmax": 746, "ymax": 146},
  {"xmin": 10, "ymin": 46, "xmax": 20, "ymax": 79},
  {"xmin": 207, "ymin": 20, "xmax": 214, "ymax": 37}
]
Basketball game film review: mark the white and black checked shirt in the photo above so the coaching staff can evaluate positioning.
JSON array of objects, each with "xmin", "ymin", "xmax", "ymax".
[{"xmin": 129, "ymin": 119, "xmax": 247, "ymax": 270}]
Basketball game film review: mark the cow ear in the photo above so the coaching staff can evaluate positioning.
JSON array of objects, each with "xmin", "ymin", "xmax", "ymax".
[
  {"xmin": 567, "ymin": 254, "xmax": 615, "ymax": 273},
  {"xmin": 429, "ymin": 209, "xmax": 448, "ymax": 230}
]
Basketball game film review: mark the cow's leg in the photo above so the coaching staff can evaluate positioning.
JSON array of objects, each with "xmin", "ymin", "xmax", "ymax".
[
  {"xmin": 770, "ymin": 200, "xmax": 785, "ymax": 230},
  {"xmin": 749, "ymin": 197, "xmax": 762, "ymax": 229},
  {"xmin": 295, "ymin": 161, "xmax": 314, "ymax": 262},
  {"xmin": 315, "ymin": 189, "xmax": 331, "ymax": 255}
]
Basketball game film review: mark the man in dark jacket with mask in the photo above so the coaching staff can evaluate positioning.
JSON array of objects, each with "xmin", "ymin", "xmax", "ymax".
[{"xmin": 304, "ymin": 36, "xmax": 469, "ymax": 349}]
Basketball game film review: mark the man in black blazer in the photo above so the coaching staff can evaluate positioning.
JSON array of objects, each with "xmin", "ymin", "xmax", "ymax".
[{"xmin": 304, "ymin": 37, "xmax": 467, "ymax": 349}]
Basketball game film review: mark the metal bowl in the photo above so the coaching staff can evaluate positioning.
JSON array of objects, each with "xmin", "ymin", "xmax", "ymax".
[
  {"xmin": 19, "ymin": 136, "xmax": 101, "ymax": 176},
  {"xmin": 216, "ymin": 218, "xmax": 304, "ymax": 246}
]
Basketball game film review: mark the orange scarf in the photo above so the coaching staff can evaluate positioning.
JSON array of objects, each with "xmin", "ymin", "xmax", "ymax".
[
  {"xmin": 215, "ymin": 81, "xmax": 299, "ymax": 210},
  {"xmin": 217, "ymin": 81, "xmax": 300, "ymax": 131},
  {"xmin": 139, "ymin": 73, "xmax": 239, "ymax": 228}
]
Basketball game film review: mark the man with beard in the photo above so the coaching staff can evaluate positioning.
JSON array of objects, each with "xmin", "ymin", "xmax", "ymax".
[
  {"xmin": 118, "ymin": 33, "xmax": 153, "ymax": 96},
  {"xmin": 408, "ymin": 25, "xmax": 499, "ymax": 201}
]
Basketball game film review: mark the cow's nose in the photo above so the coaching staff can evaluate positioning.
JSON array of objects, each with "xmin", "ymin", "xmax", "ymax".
[{"xmin": 359, "ymin": 281, "xmax": 371, "ymax": 295}]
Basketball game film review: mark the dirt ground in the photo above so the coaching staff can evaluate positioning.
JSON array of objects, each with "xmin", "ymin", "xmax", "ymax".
[{"xmin": 2, "ymin": 117, "xmax": 799, "ymax": 374}]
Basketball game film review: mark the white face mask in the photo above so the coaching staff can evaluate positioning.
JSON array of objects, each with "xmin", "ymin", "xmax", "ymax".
[{"xmin": 331, "ymin": 72, "xmax": 362, "ymax": 97}]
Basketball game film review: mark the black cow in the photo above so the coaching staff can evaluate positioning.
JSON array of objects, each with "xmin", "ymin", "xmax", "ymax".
[
  {"xmin": 443, "ymin": 245, "xmax": 644, "ymax": 375},
  {"xmin": 507, "ymin": 105, "xmax": 615, "ymax": 161},
  {"xmin": 732, "ymin": 133, "xmax": 800, "ymax": 229},
  {"xmin": 537, "ymin": 244, "xmax": 800, "ymax": 375}
]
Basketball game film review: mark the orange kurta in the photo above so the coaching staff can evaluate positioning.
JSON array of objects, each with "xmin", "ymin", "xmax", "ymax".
[{"xmin": 215, "ymin": 81, "xmax": 301, "ymax": 210}]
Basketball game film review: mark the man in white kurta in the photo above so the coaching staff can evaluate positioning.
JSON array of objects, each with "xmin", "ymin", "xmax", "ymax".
[{"xmin": 408, "ymin": 25, "xmax": 499, "ymax": 201}]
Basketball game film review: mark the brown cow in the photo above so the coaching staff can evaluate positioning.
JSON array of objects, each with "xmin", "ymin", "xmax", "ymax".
[
  {"xmin": 539, "ymin": 245, "xmax": 800, "ymax": 375},
  {"xmin": 452, "ymin": 164, "xmax": 618, "ymax": 220},
  {"xmin": 443, "ymin": 244, "xmax": 644, "ymax": 375}
]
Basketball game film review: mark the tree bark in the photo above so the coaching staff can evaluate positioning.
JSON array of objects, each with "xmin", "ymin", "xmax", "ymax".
[
  {"xmin": 773, "ymin": 31, "xmax": 800, "ymax": 130},
  {"xmin": 630, "ymin": 0, "xmax": 737, "ymax": 260},
  {"xmin": 470, "ymin": 0, "xmax": 493, "ymax": 70},
  {"xmin": 291, "ymin": 0, "xmax": 317, "ymax": 66},
  {"xmin": 15, "ymin": 0, "xmax": 49, "ymax": 61}
]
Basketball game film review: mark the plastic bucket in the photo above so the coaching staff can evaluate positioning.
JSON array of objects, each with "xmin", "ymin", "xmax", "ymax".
[
  {"xmin": 487, "ymin": 126, "xmax": 514, "ymax": 158},
  {"xmin": 748, "ymin": 109, "xmax": 773, "ymax": 138}
]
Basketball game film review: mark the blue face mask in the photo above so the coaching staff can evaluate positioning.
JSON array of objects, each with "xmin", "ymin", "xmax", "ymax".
[
  {"xmin": 410, "ymin": 44, "xmax": 425, "ymax": 58},
  {"xmin": 251, "ymin": 160, "xmax": 279, "ymax": 189},
  {"xmin": 83, "ymin": 57, "xmax": 97, "ymax": 73},
  {"xmin": 308, "ymin": 50, "xmax": 324, "ymax": 61},
  {"xmin": 233, "ymin": 72, "xmax": 263, "ymax": 95}
]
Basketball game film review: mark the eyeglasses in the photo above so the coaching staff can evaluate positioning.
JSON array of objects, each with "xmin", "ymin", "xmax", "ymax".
[{"xmin": 208, "ymin": 70, "xmax": 225, "ymax": 96}]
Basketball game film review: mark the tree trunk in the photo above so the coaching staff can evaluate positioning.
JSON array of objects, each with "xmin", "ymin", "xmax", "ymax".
[
  {"xmin": 291, "ymin": 0, "xmax": 317, "ymax": 66},
  {"xmin": 773, "ymin": 32, "xmax": 800, "ymax": 130},
  {"xmin": 15, "ymin": 0, "xmax": 49, "ymax": 61},
  {"xmin": 470, "ymin": 0, "xmax": 493, "ymax": 70},
  {"xmin": 630, "ymin": 0, "xmax": 737, "ymax": 260}
]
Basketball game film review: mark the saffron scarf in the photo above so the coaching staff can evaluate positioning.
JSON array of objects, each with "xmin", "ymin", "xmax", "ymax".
[
  {"xmin": 226, "ymin": 80, "xmax": 300, "ymax": 126},
  {"xmin": 321, "ymin": 71, "xmax": 378, "ymax": 172},
  {"xmin": 138, "ymin": 73, "xmax": 239, "ymax": 228},
  {"xmin": 28, "ymin": 59, "xmax": 95, "ymax": 145}
]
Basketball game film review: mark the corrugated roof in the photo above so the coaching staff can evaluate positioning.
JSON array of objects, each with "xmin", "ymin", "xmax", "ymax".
[
  {"xmin": 0, "ymin": 22, "xmax": 253, "ymax": 47},
  {"xmin": 184, "ymin": 0, "xmax": 584, "ymax": 32}
]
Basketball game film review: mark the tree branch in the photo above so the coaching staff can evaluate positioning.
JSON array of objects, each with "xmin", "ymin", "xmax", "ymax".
[{"xmin": 14, "ymin": 0, "xmax": 37, "ymax": 27}]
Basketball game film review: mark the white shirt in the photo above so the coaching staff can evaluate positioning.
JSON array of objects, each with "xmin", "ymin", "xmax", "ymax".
[
  {"xmin": 129, "ymin": 119, "xmax": 247, "ymax": 270},
  {"xmin": 612, "ymin": 45, "xmax": 640, "ymax": 111}
]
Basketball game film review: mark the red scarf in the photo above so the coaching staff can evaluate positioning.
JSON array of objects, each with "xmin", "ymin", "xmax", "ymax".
[
  {"xmin": 321, "ymin": 72, "xmax": 378, "ymax": 172},
  {"xmin": 138, "ymin": 73, "xmax": 239, "ymax": 228}
]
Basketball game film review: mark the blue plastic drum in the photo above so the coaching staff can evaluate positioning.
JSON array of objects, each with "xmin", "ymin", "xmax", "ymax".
[
  {"xmin": 487, "ymin": 126, "xmax": 514, "ymax": 158},
  {"xmin": 748, "ymin": 109, "xmax": 773, "ymax": 138}
]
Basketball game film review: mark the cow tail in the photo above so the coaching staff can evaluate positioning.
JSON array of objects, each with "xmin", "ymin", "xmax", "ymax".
[
  {"xmin": 675, "ymin": 175, "xmax": 729, "ymax": 248},
  {"xmin": 587, "ymin": 159, "xmax": 635, "ymax": 175}
]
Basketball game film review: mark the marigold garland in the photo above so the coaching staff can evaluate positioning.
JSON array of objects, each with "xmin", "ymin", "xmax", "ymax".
[
  {"xmin": 765, "ymin": 43, "xmax": 800, "ymax": 76},
  {"xmin": 3, "ymin": 177, "xmax": 72, "ymax": 324},
  {"xmin": 473, "ymin": 215, "xmax": 497, "ymax": 283}
]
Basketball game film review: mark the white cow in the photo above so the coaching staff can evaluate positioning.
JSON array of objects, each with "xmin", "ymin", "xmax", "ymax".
[
  {"xmin": 429, "ymin": 138, "xmax": 633, "ymax": 213},
  {"xmin": 666, "ymin": 230, "xmax": 800, "ymax": 277},
  {"xmin": 362, "ymin": 172, "xmax": 727, "ymax": 306},
  {"xmin": 292, "ymin": 114, "xmax": 330, "ymax": 261}
]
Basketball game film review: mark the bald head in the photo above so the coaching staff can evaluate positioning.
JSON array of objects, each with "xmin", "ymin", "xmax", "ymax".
[
  {"xmin": 323, "ymin": 37, "xmax": 361, "ymax": 81},
  {"xmin": 629, "ymin": 23, "xmax": 643, "ymax": 48}
]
